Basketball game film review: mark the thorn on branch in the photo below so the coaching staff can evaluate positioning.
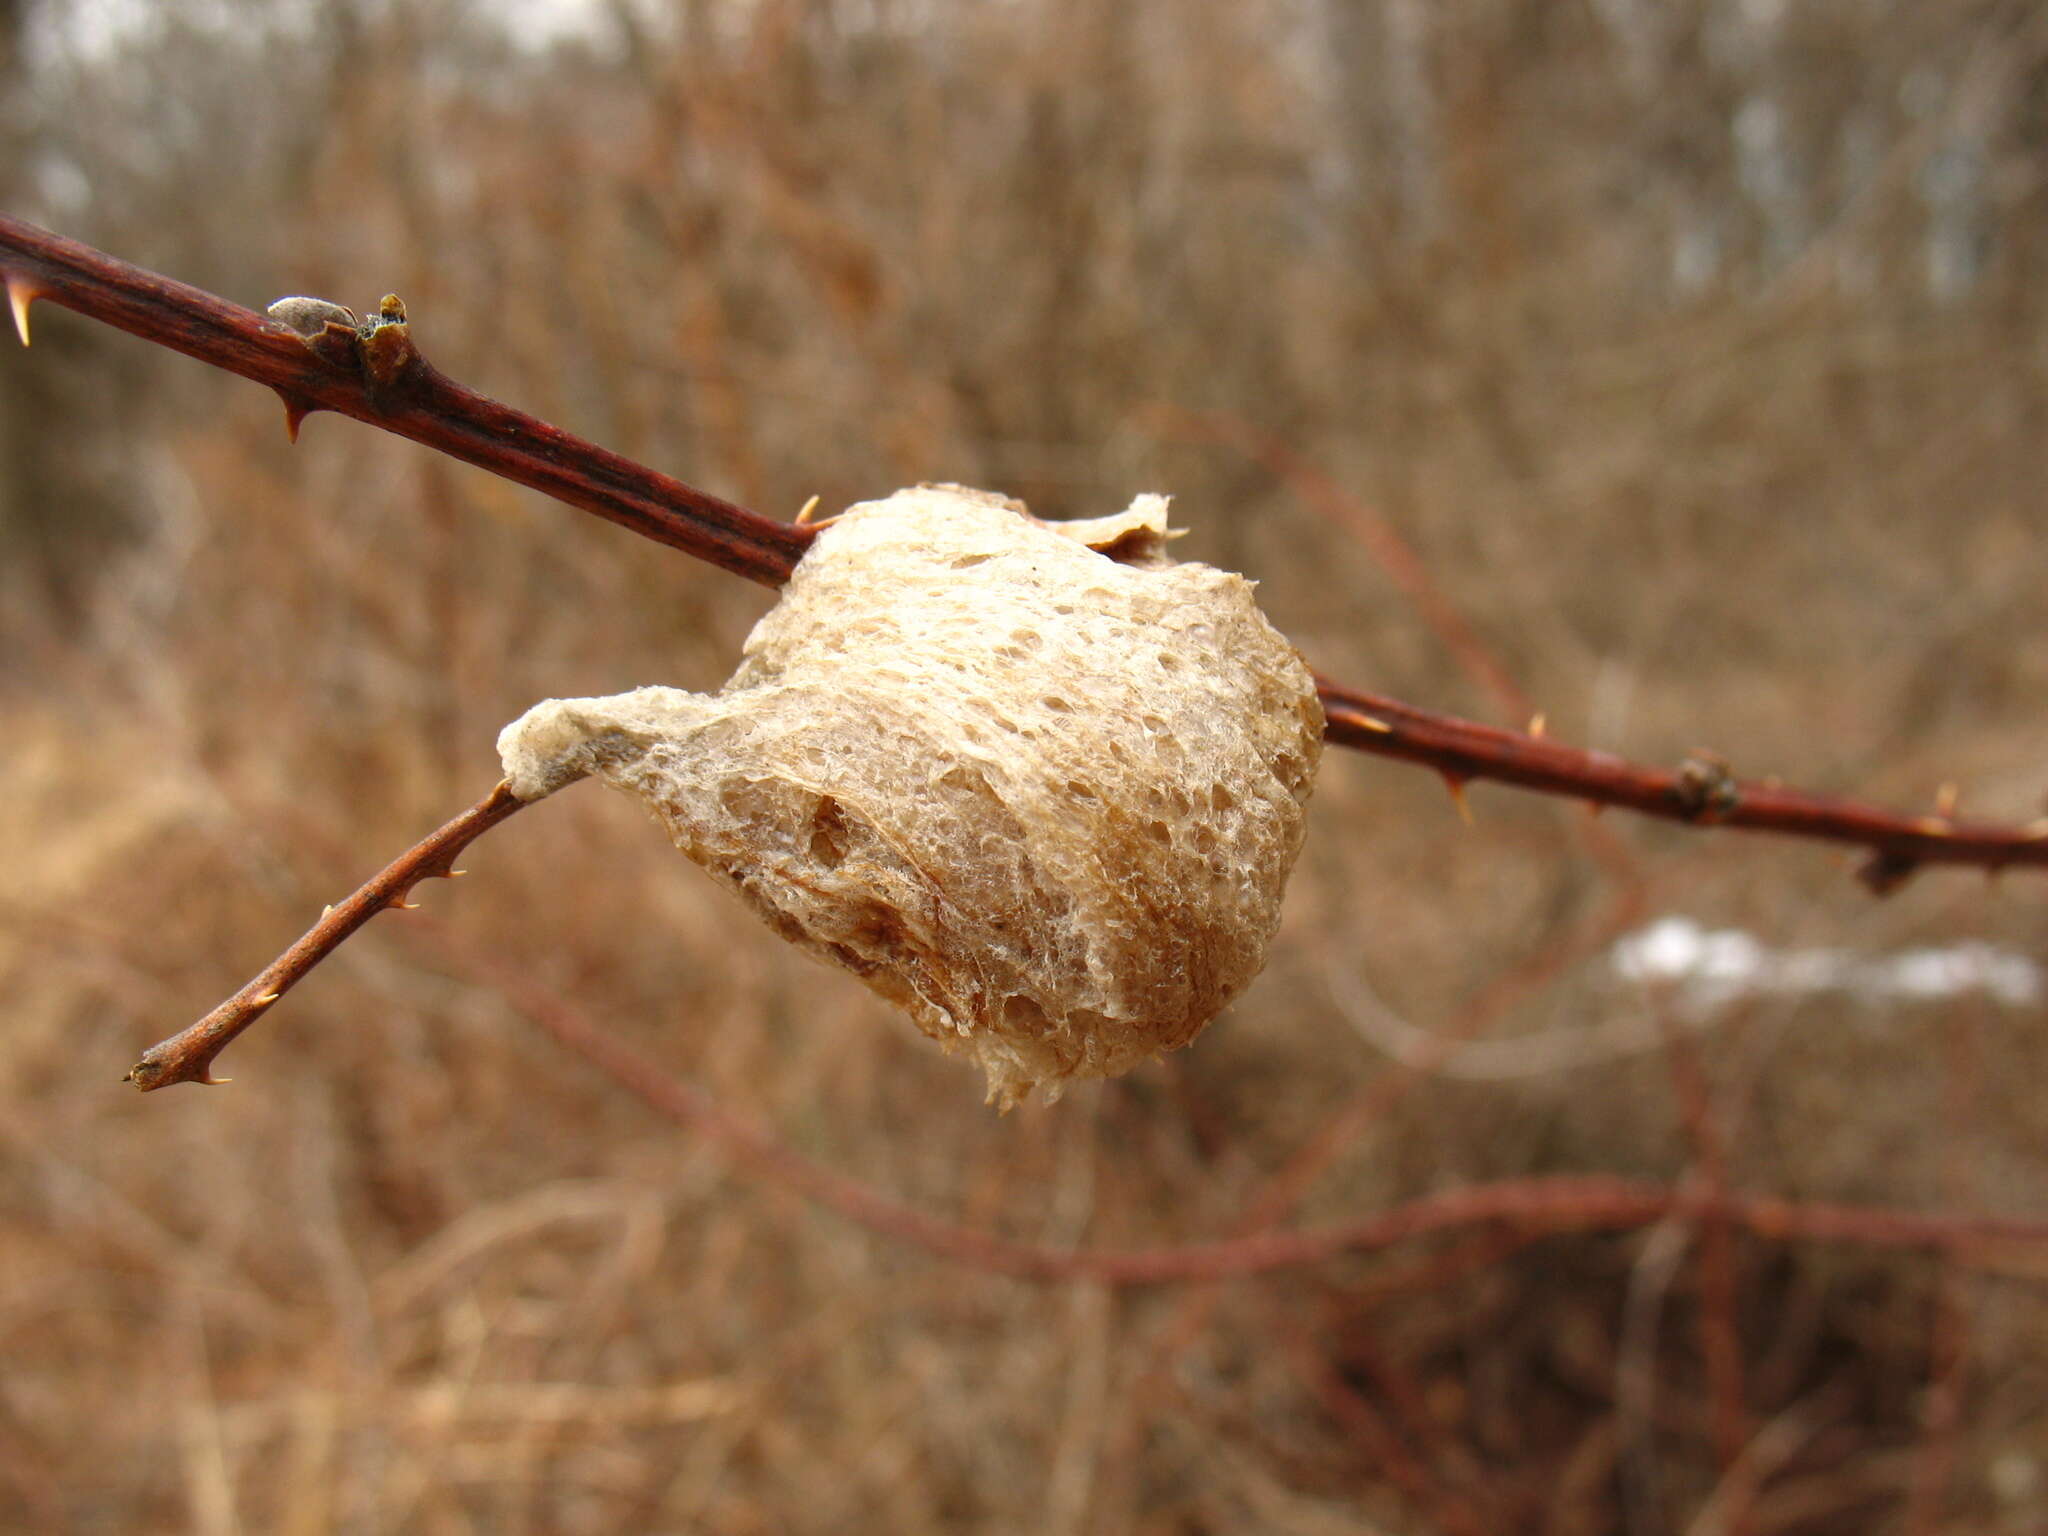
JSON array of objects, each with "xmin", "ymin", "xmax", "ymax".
[
  {"xmin": 6, "ymin": 272, "xmax": 38, "ymax": 346},
  {"xmin": 275, "ymin": 389, "xmax": 315, "ymax": 443},
  {"xmin": 1859, "ymin": 849, "xmax": 1920, "ymax": 897},
  {"xmin": 1440, "ymin": 772, "xmax": 1473, "ymax": 825}
]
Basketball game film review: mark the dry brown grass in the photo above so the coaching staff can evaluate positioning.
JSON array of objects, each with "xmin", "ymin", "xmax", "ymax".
[{"xmin": 5, "ymin": 1, "xmax": 2048, "ymax": 1530}]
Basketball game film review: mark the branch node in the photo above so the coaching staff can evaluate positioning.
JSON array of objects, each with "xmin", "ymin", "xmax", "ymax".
[
  {"xmin": 358, "ymin": 295, "xmax": 418, "ymax": 395},
  {"xmin": 264, "ymin": 295, "xmax": 358, "ymax": 337},
  {"xmin": 1672, "ymin": 749, "xmax": 1741, "ymax": 822}
]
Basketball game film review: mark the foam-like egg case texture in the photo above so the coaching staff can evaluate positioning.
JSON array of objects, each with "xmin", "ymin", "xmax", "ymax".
[{"xmin": 498, "ymin": 485, "xmax": 1323, "ymax": 1106}]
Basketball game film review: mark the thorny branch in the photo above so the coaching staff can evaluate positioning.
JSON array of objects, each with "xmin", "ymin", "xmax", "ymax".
[
  {"xmin": 8, "ymin": 215, "xmax": 2040, "ymax": 890},
  {"xmin": 1316, "ymin": 680, "xmax": 2048, "ymax": 891},
  {"xmin": 3, "ymin": 211, "xmax": 2042, "ymax": 1088},
  {"xmin": 122, "ymin": 783, "xmax": 526, "ymax": 1090},
  {"xmin": 0, "ymin": 216, "xmax": 807, "ymax": 585}
]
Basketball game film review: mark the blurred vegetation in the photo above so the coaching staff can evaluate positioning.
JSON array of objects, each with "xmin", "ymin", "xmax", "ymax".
[{"xmin": 4, "ymin": 0, "xmax": 2048, "ymax": 1530}]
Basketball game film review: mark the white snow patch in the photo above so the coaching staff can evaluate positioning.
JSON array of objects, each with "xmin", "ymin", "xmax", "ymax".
[{"xmin": 1611, "ymin": 916, "xmax": 2042, "ymax": 1013}]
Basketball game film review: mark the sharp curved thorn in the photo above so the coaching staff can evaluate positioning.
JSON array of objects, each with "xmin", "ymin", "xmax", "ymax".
[
  {"xmin": 198, "ymin": 1072, "xmax": 232, "ymax": 1086},
  {"xmin": 1352, "ymin": 713, "xmax": 1393, "ymax": 734},
  {"xmin": 794, "ymin": 494, "xmax": 822, "ymax": 525},
  {"xmin": 254, "ymin": 991, "xmax": 281, "ymax": 1006},
  {"xmin": 1441, "ymin": 772, "xmax": 1473, "ymax": 825},
  {"xmin": 276, "ymin": 390, "xmax": 314, "ymax": 444},
  {"xmin": 6, "ymin": 274, "xmax": 37, "ymax": 346},
  {"xmin": 447, "ymin": 868, "xmax": 469, "ymax": 878},
  {"xmin": 1527, "ymin": 712, "xmax": 1546, "ymax": 739},
  {"xmin": 394, "ymin": 899, "xmax": 421, "ymax": 910}
]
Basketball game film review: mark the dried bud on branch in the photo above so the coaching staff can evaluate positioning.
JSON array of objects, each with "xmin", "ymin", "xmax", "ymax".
[{"xmin": 499, "ymin": 486, "xmax": 1324, "ymax": 1105}]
